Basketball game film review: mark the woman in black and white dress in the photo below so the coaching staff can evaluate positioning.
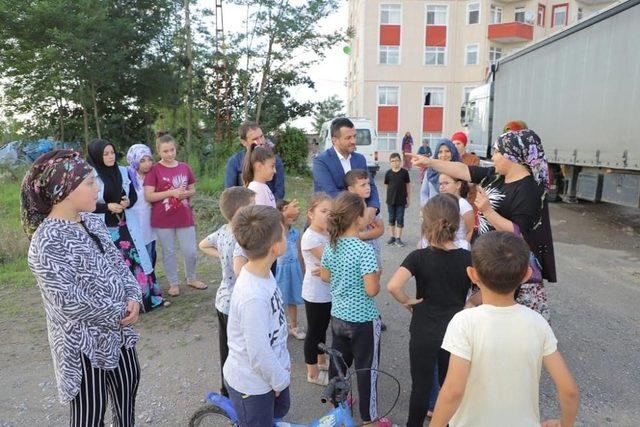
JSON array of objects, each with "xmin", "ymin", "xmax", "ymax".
[{"xmin": 21, "ymin": 149, "xmax": 142, "ymax": 426}]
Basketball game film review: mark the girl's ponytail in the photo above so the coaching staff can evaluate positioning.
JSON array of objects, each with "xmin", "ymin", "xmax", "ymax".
[
  {"xmin": 327, "ymin": 192, "xmax": 365, "ymax": 247},
  {"xmin": 421, "ymin": 193, "xmax": 460, "ymax": 246},
  {"xmin": 242, "ymin": 143, "xmax": 274, "ymax": 186}
]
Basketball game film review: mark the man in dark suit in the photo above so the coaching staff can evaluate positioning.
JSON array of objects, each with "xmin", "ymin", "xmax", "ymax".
[{"xmin": 312, "ymin": 117, "xmax": 380, "ymax": 213}]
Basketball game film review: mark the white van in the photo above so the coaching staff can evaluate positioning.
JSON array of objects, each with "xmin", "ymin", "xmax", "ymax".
[{"xmin": 318, "ymin": 117, "xmax": 380, "ymax": 177}]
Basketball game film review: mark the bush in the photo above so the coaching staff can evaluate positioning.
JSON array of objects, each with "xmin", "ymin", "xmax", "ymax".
[{"xmin": 274, "ymin": 127, "xmax": 309, "ymax": 175}]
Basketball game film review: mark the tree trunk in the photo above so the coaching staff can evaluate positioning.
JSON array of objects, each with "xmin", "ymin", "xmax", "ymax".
[
  {"xmin": 90, "ymin": 81, "xmax": 101, "ymax": 139},
  {"xmin": 184, "ymin": 0, "xmax": 193, "ymax": 151},
  {"xmin": 255, "ymin": 32, "xmax": 274, "ymax": 123},
  {"xmin": 82, "ymin": 105, "xmax": 90, "ymax": 150},
  {"xmin": 55, "ymin": 98, "xmax": 65, "ymax": 142}
]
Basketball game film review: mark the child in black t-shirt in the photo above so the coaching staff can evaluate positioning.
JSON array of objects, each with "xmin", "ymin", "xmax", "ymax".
[
  {"xmin": 387, "ymin": 194, "xmax": 472, "ymax": 427},
  {"xmin": 384, "ymin": 152, "xmax": 411, "ymax": 247}
]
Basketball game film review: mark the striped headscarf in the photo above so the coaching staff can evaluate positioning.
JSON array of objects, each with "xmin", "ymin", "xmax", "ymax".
[{"xmin": 20, "ymin": 150, "xmax": 93, "ymax": 239}]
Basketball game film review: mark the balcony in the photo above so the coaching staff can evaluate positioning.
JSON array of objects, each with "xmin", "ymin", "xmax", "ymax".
[{"xmin": 488, "ymin": 22, "xmax": 533, "ymax": 43}]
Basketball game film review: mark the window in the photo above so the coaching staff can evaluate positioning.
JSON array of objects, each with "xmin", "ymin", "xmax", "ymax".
[
  {"xmin": 422, "ymin": 133, "xmax": 442, "ymax": 152},
  {"xmin": 463, "ymin": 87, "xmax": 476, "ymax": 103},
  {"xmin": 424, "ymin": 87, "xmax": 445, "ymax": 107},
  {"xmin": 380, "ymin": 4, "xmax": 402, "ymax": 24},
  {"xmin": 490, "ymin": 5, "xmax": 502, "ymax": 24},
  {"xmin": 537, "ymin": 4, "xmax": 546, "ymax": 26},
  {"xmin": 379, "ymin": 46, "xmax": 400, "ymax": 65},
  {"xmin": 515, "ymin": 7, "xmax": 526, "ymax": 23},
  {"xmin": 552, "ymin": 4, "xmax": 568, "ymax": 27},
  {"xmin": 378, "ymin": 86, "xmax": 399, "ymax": 106},
  {"xmin": 467, "ymin": 3, "xmax": 480, "ymax": 24},
  {"xmin": 378, "ymin": 133, "xmax": 398, "ymax": 151},
  {"xmin": 426, "ymin": 5, "xmax": 448, "ymax": 25},
  {"xmin": 424, "ymin": 46, "xmax": 446, "ymax": 65},
  {"xmin": 465, "ymin": 44, "xmax": 479, "ymax": 65},
  {"xmin": 577, "ymin": 7, "xmax": 583, "ymax": 20},
  {"xmin": 489, "ymin": 46, "xmax": 502, "ymax": 64}
]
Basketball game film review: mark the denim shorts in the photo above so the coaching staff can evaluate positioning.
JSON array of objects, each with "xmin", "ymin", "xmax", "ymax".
[{"xmin": 387, "ymin": 204, "xmax": 406, "ymax": 227}]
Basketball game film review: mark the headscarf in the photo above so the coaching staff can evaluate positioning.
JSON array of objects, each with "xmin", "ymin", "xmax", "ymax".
[
  {"xmin": 86, "ymin": 139, "xmax": 123, "ymax": 204},
  {"xmin": 20, "ymin": 149, "xmax": 93, "ymax": 239},
  {"xmin": 494, "ymin": 129, "xmax": 549, "ymax": 189},
  {"xmin": 427, "ymin": 138, "xmax": 461, "ymax": 190},
  {"xmin": 126, "ymin": 144, "xmax": 153, "ymax": 190}
]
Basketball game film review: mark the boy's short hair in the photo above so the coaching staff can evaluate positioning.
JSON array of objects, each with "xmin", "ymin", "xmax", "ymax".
[
  {"xmin": 344, "ymin": 169, "xmax": 369, "ymax": 188},
  {"xmin": 219, "ymin": 186, "xmax": 255, "ymax": 222},
  {"xmin": 472, "ymin": 231, "xmax": 531, "ymax": 294},
  {"xmin": 232, "ymin": 205, "xmax": 284, "ymax": 260},
  {"xmin": 389, "ymin": 152, "xmax": 401, "ymax": 161},
  {"xmin": 156, "ymin": 133, "xmax": 176, "ymax": 151}
]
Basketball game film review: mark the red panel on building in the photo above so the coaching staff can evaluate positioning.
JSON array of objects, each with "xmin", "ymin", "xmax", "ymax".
[
  {"xmin": 425, "ymin": 25, "xmax": 447, "ymax": 47},
  {"xmin": 423, "ymin": 107, "xmax": 444, "ymax": 132},
  {"xmin": 379, "ymin": 25, "xmax": 401, "ymax": 46},
  {"xmin": 487, "ymin": 22, "xmax": 533, "ymax": 42},
  {"xmin": 378, "ymin": 106, "xmax": 399, "ymax": 132}
]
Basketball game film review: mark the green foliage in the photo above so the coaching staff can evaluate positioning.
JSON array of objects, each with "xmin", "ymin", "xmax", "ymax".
[
  {"xmin": 312, "ymin": 95, "xmax": 344, "ymax": 134},
  {"xmin": 274, "ymin": 127, "xmax": 309, "ymax": 175}
]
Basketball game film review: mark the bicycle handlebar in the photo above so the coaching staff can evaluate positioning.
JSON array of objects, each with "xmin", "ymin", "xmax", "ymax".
[{"xmin": 317, "ymin": 343, "xmax": 346, "ymax": 382}]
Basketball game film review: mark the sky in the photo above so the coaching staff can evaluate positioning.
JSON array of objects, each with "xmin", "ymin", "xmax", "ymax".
[{"xmin": 219, "ymin": 1, "xmax": 349, "ymax": 132}]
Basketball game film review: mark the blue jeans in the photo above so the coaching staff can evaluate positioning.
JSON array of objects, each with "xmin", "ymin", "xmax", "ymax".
[
  {"xmin": 227, "ymin": 385, "xmax": 290, "ymax": 427},
  {"xmin": 428, "ymin": 364, "xmax": 440, "ymax": 411},
  {"xmin": 387, "ymin": 204, "xmax": 406, "ymax": 228}
]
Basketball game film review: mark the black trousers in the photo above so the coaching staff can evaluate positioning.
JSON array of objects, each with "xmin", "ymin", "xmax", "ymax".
[
  {"xmin": 69, "ymin": 346, "xmax": 140, "ymax": 427},
  {"xmin": 329, "ymin": 316, "xmax": 382, "ymax": 422},
  {"xmin": 407, "ymin": 336, "xmax": 450, "ymax": 427},
  {"xmin": 217, "ymin": 309, "xmax": 229, "ymax": 396},
  {"xmin": 303, "ymin": 300, "xmax": 332, "ymax": 364}
]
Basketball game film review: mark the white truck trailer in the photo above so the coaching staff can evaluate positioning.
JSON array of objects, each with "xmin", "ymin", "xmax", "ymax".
[{"xmin": 462, "ymin": 0, "xmax": 640, "ymax": 207}]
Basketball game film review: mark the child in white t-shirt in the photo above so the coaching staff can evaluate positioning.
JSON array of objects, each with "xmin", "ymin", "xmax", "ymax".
[
  {"xmin": 300, "ymin": 192, "xmax": 333, "ymax": 386},
  {"xmin": 438, "ymin": 173, "xmax": 474, "ymax": 248},
  {"xmin": 224, "ymin": 205, "xmax": 290, "ymax": 426},
  {"xmin": 431, "ymin": 231, "xmax": 579, "ymax": 427},
  {"xmin": 198, "ymin": 186, "xmax": 255, "ymax": 397}
]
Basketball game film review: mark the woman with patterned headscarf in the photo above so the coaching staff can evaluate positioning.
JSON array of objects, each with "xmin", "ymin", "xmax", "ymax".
[
  {"xmin": 21, "ymin": 149, "xmax": 142, "ymax": 426},
  {"xmin": 87, "ymin": 139, "xmax": 167, "ymax": 312},
  {"xmin": 126, "ymin": 143, "xmax": 157, "ymax": 267},
  {"xmin": 411, "ymin": 129, "xmax": 556, "ymax": 320}
]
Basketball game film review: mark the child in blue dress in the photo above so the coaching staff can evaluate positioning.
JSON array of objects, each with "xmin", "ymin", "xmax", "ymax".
[{"xmin": 276, "ymin": 199, "xmax": 306, "ymax": 340}]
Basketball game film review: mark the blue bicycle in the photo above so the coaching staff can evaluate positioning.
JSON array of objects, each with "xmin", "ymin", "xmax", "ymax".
[{"xmin": 189, "ymin": 345, "xmax": 400, "ymax": 426}]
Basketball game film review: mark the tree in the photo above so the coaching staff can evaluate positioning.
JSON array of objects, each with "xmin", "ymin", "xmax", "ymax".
[
  {"xmin": 230, "ymin": 0, "xmax": 345, "ymax": 124},
  {"xmin": 312, "ymin": 95, "xmax": 344, "ymax": 133}
]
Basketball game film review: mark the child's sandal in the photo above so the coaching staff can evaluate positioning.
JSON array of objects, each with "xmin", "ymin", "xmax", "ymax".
[{"xmin": 306, "ymin": 371, "xmax": 329, "ymax": 386}]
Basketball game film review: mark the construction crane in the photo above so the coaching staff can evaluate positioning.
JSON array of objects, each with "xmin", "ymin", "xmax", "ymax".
[{"xmin": 212, "ymin": 0, "xmax": 233, "ymax": 146}]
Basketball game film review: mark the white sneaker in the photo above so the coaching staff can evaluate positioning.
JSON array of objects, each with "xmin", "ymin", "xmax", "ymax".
[
  {"xmin": 307, "ymin": 371, "xmax": 329, "ymax": 386},
  {"xmin": 288, "ymin": 326, "xmax": 306, "ymax": 340}
]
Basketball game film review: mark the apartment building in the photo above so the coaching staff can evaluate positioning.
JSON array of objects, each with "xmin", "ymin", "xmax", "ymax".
[{"xmin": 347, "ymin": 0, "xmax": 615, "ymax": 153}]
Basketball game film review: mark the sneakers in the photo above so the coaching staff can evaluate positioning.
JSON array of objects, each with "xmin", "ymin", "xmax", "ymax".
[
  {"xmin": 307, "ymin": 371, "xmax": 329, "ymax": 386},
  {"xmin": 394, "ymin": 238, "xmax": 406, "ymax": 247},
  {"xmin": 386, "ymin": 237, "xmax": 396, "ymax": 245},
  {"xmin": 289, "ymin": 326, "xmax": 306, "ymax": 340}
]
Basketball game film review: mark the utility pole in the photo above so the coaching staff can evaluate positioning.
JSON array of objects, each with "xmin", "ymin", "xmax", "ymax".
[{"xmin": 213, "ymin": 0, "xmax": 233, "ymax": 146}]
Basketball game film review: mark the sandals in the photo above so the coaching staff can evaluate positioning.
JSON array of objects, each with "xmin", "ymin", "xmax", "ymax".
[
  {"xmin": 307, "ymin": 370, "xmax": 329, "ymax": 386},
  {"xmin": 288, "ymin": 326, "xmax": 306, "ymax": 340},
  {"xmin": 187, "ymin": 279, "xmax": 208, "ymax": 290},
  {"xmin": 318, "ymin": 361, "xmax": 329, "ymax": 371},
  {"xmin": 168, "ymin": 285, "xmax": 180, "ymax": 297}
]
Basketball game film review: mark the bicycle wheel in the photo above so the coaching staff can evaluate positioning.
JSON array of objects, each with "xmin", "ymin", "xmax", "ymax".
[{"xmin": 189, "ymin": 404, "xmax": 236, "ymax": 427}]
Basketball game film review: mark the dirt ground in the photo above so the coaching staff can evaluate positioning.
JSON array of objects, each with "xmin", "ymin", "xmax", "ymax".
[{"xmin": 1, "ymin": 170, "xmax": 639, "ymax": 426}]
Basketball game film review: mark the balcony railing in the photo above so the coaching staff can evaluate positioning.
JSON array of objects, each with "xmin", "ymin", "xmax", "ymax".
[{"xmin": 488, "ymin": 22, "xmax": 534, "ymax": 43}]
